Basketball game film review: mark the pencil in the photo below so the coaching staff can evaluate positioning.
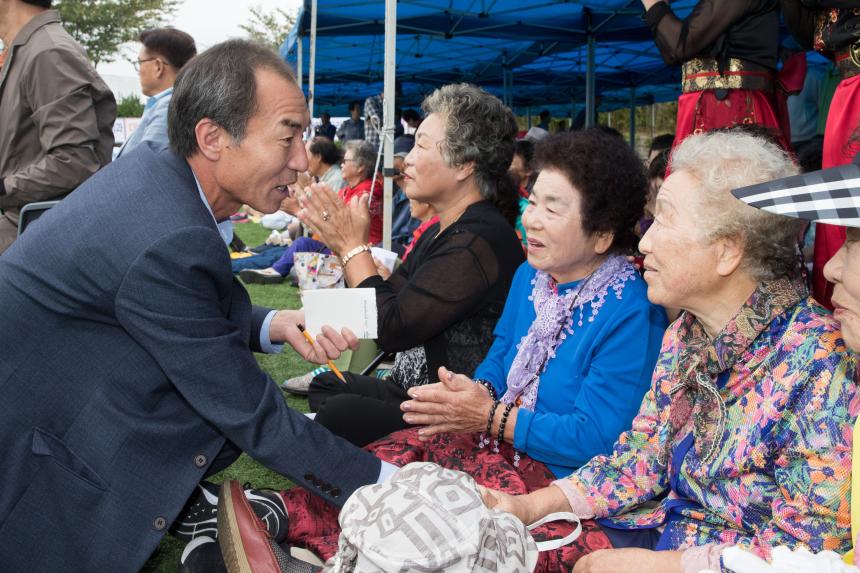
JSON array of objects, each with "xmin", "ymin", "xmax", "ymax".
[{"xmin": 297, "ymin": 325, "xmax": 347, "ymax": 383}]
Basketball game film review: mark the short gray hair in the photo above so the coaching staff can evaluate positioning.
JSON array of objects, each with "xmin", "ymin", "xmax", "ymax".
[
  {"xmin": 670, "ymin": 131, "xmax": 803, "ymax": 281},
  {"xmin": 168, "ymin": 40, "xmax": 297, "ymax": 158},
  {"xmin": 421, "ymin": 84, "xmax": 518, "ymax": 200},
  {"xmin": 343, "ymin": 140, "xmax": 376, "ymax": 180}
]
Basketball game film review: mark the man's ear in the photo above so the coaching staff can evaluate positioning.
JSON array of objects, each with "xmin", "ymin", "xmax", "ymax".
[{"xmin": 194, "ymin": 118, "xmax": 226, "ymax": 161}]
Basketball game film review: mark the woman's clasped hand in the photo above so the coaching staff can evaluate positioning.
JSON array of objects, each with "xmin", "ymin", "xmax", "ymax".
[{"xmin": 402, "ymin": 367, "xmax": 496, "ymax": 439}]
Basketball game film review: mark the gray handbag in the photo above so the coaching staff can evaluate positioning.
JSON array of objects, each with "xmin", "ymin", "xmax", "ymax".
[{"xmin": 324, "ymin": 462, "xmax": 581, "ymax": 573}]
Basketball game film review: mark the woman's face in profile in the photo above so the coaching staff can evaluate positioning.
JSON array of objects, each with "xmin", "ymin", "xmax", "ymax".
[
  {"xmin": 305, "ymin": 141, "xmax": 321, "ymax": 177},
  {"xmin": 409, "ymin": 199, "xmax": 433, "ymax": 221},
  {"xmin": 400, "ymin": 113, "xmax": 457, "ymax": 203},
  {"xmin": 645, "ymin": 176, "xmax": 662, "ymax": 218},
  {"xmin": 825, "ymin": 226, "xmax": 860, "ymax": 351},
  {"xmin": 509, "ymin": 154, "xmax": 533, "ymax": 190},
  {"xmin": 638, "ymin": 170, "xmax": 721, "ymax": 311}
]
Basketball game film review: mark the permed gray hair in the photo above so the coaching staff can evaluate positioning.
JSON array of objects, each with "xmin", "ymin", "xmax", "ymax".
[
  {"xmin": 670, "ymin": 131, "xmax": 803, "ymax": 281},
  {"xmin": 421, "ymin": 84, "xmax": 518, "ymax": 200},
  {"xmin": 343, "ymin": 140, "xmax": 376, "ymax": 181},
  {"xmin": 168, "ymin": 40, "xmax": 297, "ymax": 158}
]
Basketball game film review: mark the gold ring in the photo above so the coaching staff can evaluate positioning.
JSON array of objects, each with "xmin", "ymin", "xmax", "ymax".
[{"xmin": 321, "ymin": 211, "xmax": 330, "ymax": 221}]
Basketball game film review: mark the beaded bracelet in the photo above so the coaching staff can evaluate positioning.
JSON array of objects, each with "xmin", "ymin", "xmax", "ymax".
[
  {"xmin": 474, "ymin": 378, "xmax": 497, "ymax": 401},
  {"xmin": 480, "ymin": 401, "xmax": 500, "ymax": 448},
  {"xmin": 497, "ymin": 402, "xmax": 515, "ymax": 446}
]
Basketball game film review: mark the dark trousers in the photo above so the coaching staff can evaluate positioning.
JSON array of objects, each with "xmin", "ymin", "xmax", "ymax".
[
  {"xmin": 597, "ymin": 523, "xmax": 661, "ymax": 550},
  {"xmin": 309, "ymin": 371, "xmax": 411, "ymax": 447}
]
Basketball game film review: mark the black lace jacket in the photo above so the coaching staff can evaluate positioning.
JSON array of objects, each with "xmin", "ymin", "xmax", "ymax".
[{"xmin": 358, "ymin": 200, "xmax": 525, "ymax": 389}]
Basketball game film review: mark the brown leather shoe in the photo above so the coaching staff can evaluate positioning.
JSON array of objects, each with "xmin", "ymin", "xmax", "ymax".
[{"xmin": 217, "ymin": 480, "xmax": 318, "ymax": 573}]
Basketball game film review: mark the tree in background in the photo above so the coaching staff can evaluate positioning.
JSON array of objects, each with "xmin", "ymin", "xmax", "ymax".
[
  {"xmin": 240, "ymin": 4, "xmax": 296, "ymax": 51},
  {"xmin": 55, "ymin": 0, "xmax": 180, "ymax": 66},
  {"xmin": 116, "ymin": 94, "xmax": 145, "ymax": 118}
]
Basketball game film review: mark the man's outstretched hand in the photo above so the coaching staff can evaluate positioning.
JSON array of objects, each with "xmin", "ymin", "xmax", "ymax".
[{"xmin": 270, "ymin": 309, "xmax": 359, "ymax": 363}]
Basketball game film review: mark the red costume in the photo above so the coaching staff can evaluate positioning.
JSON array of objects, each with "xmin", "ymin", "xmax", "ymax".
[
  {"xmin": 645, "ymin": 0, "xmax": 791, "ymax": 151},
  {"xmin": 783, "ymin": 1, "xmax": 860, "ymax": 307}
]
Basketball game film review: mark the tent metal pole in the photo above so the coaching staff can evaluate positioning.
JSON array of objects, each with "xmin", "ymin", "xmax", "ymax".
[
  {"xmin": 382, "ymin": 0, "xmax": 396, "ymax": 250},
  {"xmin": 502, "ymin": 68, "xmax": 507, "ymax": 106},
  {"xmin": 297, "ymin": 33, "xmax": 303, "ymax": 89},
  {"xmin": 308, "ymin": 0, "xmax": 317, "ymax": 135},
  {"xmin": 571, "ymin": 96, "xmax": 575, "ymax": 129},
  {"xmin": 629, "ymin": 87, "xmax": 636, "ymax": 148},
  {"xmin": 501, "ymin": 54, "xmax": 509, "ymax": 107},
  {"xmin": 585, "ymin": 10, "xmax": 596, "ymax": 129},
  {"xmin": 651, "ymin": 100, "xmax": 656, "ymax": 141}
]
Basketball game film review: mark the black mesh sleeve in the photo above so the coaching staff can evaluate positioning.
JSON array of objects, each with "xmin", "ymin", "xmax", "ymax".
[
  {"xmin": 358, "ymin": 231, "xmax": 501, "ymax": 352},
  {"xmin": 646, "ymin": 0, "xmax": 757, "ymax": 64}
]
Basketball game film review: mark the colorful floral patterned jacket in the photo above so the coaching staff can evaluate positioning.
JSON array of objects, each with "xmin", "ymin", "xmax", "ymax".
[{"xmin": 558, "ymin": 294, "xmax": 859, "ymax": 561}]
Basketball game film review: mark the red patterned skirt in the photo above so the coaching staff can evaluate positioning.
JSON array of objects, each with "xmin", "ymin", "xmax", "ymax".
[
  {"xmin": 673, "ymin": 88, "xmax": 789, "ymax": 152},
  {"xmin": 281, "ymin": 429, "xmax": 611, "ymax": 571}
]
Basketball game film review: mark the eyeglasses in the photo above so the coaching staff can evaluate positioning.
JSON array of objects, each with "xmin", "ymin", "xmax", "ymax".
[
  {"xmin": 342, "ymin": 157, "xmax": 356, "ymax": 164},
  {"xmin": 132, "ymin": 57, "xmax": 160, "ymax": 71}
]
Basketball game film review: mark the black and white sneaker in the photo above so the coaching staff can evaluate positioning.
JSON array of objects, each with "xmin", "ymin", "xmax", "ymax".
[
  {"xmin": 178, "ymin": 535, "xmax": 227, "ymax": 573},
  {"xmin": 171, "ymin": 481, "xmax": 220, "ymax": 542},
  {"xmin": 170, "ymin": 481, "xmax": 289, "ymax": 543},
  {"xmin": 244, "ymin": 487, "xmax": 290, "ymax": 544}
]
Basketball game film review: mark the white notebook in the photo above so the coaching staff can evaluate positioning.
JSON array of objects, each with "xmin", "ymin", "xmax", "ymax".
[{"xmin": 302, "ymin": 288, "xmax": 378, "ymax": 339}]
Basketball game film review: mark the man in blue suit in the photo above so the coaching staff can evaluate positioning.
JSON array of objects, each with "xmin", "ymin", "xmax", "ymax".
[
  {"xmin": 116, "ymin": 27, "xmax": 197, "ymax": 158},
  {"xmin": 0, "ymin": 40, "xmax": 393, "ymax": 572}
]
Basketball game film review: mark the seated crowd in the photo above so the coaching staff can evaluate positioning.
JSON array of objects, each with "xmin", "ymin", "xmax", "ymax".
[
  {"xmin": 210, "ymin": 104, "xmax": 860, "ymax": 572},
  {"xmin": 2, "ymin": 32, "xmax": 860, "ymax": 573}
]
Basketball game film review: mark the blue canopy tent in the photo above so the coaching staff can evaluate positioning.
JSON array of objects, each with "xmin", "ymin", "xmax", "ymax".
[
  {"xmin": 279, "ymin": 0, "xmax": 828, "ymax": 246},
  {"xmin": 279, "ymin": 1, "xmax": 828, "ymax": 116},
  {"xmin": 279, "ymin": 1, "xmax": 703, "ymax": 115}
]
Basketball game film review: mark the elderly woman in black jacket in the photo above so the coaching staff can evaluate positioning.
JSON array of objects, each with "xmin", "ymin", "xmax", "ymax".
[{"xmin": 296, "ymin": 83, "xmax": 525, "ymax": 447}]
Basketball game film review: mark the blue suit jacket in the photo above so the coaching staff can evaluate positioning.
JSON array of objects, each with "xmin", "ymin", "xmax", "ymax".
[{"xmin": 0, "ymin": 143, "xmax": 381, "ymax": 572}]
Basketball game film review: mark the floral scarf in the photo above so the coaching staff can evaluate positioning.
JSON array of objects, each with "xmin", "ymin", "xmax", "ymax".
[
  {"xmin": 660, "ymin": 277, "xmax": 805, "ymax": 465},
  {"xmin": 500, "ymin": 255, "xmax": 637, "ymax": 410}
]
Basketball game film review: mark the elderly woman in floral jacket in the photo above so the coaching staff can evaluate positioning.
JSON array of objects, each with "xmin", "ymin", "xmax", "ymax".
[{"xmin": 483, "ymin": 130, "xmax": 859, "ymax": 573}]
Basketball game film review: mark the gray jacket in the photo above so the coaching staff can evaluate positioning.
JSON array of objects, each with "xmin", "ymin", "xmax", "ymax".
[{"xmin": 0, "ymin": 10, "xmax": 115, "ymax": 224}]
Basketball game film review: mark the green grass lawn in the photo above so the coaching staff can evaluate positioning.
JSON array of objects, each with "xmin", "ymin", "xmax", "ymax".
[{"xmin": 141, "ymin": 221, "xmax": 316, "ymax": 572}]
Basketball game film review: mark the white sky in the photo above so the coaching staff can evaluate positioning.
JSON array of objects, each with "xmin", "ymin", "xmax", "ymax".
[{"xmin": 97, "ymin": 0, "xmax": 301, "ymax": 99}]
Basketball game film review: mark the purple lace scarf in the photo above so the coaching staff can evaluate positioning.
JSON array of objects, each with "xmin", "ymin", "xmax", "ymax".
[{"xmin": 500, "ymin": 255, "xmax": 638, "ymax": 411}]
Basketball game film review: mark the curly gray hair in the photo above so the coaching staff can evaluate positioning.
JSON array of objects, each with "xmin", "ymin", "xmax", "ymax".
[
  {"xmin": 343, "ymin": 140, "xmax": 377, "ymax": 181},
  {"xmin": 670, "ymin": 131, "xmax": 803, "ymax": 281},
  {"xmin": 421, "ymin": 84, "xmax": 518, "ymax": 200}
]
